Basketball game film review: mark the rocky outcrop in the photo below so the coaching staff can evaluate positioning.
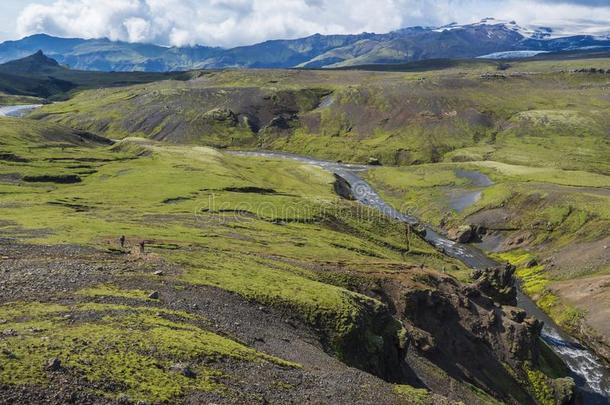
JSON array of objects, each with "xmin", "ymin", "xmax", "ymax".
[
  {"xmin": 260, "ymin": 113, "xmax": 298, "ymax": 133},
  {"xmin": 333, "ymin": 173, "xmax": 355, "ymax": 200},
  {"xmin": 447, "ymin": 225, "xmax": 475, "ymax": 243},
  {"xmin": 359, "ymin": 268, "xmax": 573, "ymax": 404},
  {"xmin": 471, "ymin": 263, "xmax": 518, "ymax": 306},
  {"xmin": 446, "ymin": 224, "xmax": 491, "ymax": 244},
  {"xmin": 552, "ymin": 377, "xmax": 576, "ymax": 405},
  {"xmin": 335, "ymin": 300, "xmax": 411, "ymax": 383},
  {"xmin": 397, "ymin": 276, "xmax": 541, "ymax": 366},
  {"xmin": 202, "ymin": 108, "xmax": 238, "ymax": 125}
]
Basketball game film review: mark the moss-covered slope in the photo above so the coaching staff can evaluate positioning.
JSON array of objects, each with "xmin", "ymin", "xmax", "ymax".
[{"xmin": 0, "ymin": 118, "xmax": 568, "ymax": 403}]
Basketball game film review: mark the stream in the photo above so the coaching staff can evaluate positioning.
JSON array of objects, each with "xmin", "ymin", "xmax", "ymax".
[
  {"xmin": 446, "ymin": 169, "xmax": 493, "ymax": 213},
  {"xmin": 231, "ymin": 150, "xmax": 610, "ymax": 404},
  {"xmin": 0, "ymin": 104, "xmax": 43, "ymax": 117}
]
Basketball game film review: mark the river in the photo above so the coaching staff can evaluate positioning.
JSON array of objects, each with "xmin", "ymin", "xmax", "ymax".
[
  {"xmin": 446, "ymin": 169, "xmax": 493, "ymax": 212},
  {"xmin": 231, "ymin": 150, "xmax": 610, "ymax": 404},
  {"xmin": 0, "ymin": 104, "xmax": 43, "ymax": 117}
]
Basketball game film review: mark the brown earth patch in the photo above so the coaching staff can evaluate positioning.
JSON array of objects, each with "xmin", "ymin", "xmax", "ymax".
[
  {"xmin": 466, "ymin": 208, "xmax": 516, "ymax": 231},
  {"xmin": 550, "ymin": 275, "xmax": 610, "ymax": 336},
  {"xmin": 550, "ymin": 274, "xmax": 610, "ymax": 362},
  {"xmin": 552, "ymin": 236, "xmax": 610, "ymax": 280}
]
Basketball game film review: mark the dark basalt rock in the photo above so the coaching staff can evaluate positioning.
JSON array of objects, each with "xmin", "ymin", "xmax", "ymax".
[
  {"xmin": 170, "ymin": 363, "xmax": 196, "ymax": 378},
  {"xmin": 45, "ymin": 357, "xmax": 62, "ymax": 372},
  {"xmin": 23, "ymin": 174, "xmax": 82, "ymax": 184},
  {"xmin": 471, "ymin": 263, "xmax": 517, "ymax": 306},
  {"xmin": 203, "ymin": 108, "xmax": 238, "ymax": 125},
  {"xmin": 264, "ymin": 114, "xmax": 296, "ymax": 131},
  {"xmin": 360, "ymin": 265, "xmax": 573, "ymax": 404},
  {"xmin": 447, "ymin": 225, "xmax": 475, "ymax": 243},
  {"xmin": 333, "ymin": 173, "xmax": 355, "ymax": 200}
]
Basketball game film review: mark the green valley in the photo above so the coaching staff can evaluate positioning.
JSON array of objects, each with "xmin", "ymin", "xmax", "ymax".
[{"xmin": 0, "ymin": 50, "xmax": 608, "ymax": 404}]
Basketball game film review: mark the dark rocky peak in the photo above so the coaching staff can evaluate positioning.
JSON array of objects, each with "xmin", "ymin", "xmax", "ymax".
[
  {"xmin": 0, "ymin": 50, "xmax": 62, "ymax": 75},
  {"xmin": 30, "ymin": 50, "xmax": 59, "ymax": 65}
]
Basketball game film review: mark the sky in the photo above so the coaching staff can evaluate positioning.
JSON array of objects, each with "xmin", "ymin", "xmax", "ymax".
[{"xmin": 0, "ymin": 0, "xmax": 609, "ymax": 47}]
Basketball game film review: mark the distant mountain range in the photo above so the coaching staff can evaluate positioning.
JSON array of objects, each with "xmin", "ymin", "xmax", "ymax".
[{"xmin": 0, "ymin": 18, "xmax": 609, "ymax": 72}]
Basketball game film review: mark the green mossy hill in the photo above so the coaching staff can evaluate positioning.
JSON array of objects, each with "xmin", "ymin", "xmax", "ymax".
[
  {"xmin": 31, "ymin": 84, "xmax": 329, "ymax": 146},
  {"xmin": 0, "ymin": 117, "xmax": 111, "ymax": 148},
  {"xmin": 31, "ymin": 58, "xmax": 610, "ymax": 171},
  {"xmin": 0, "ymin": 121, "xmax": 471, "ymax": 401},
  {"xmin": 0, "ymin": 92, "xmax": 44, "ymax": 105}
]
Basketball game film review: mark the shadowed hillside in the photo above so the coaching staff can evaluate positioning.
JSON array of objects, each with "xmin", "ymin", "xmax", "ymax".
[{"xmin": 0, "ymin": 51, "xmax": 191, "ymax": 100}]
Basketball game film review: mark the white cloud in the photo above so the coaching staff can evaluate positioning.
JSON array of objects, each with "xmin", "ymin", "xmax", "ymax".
[{"xmin": 15, "ymin": 0, "xmax": 610, "ymax": 47}]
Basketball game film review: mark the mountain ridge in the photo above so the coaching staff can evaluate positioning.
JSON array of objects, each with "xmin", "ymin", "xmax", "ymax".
[
  {"xmin": 0, "ymin": 50, "xmax": 190, "ymax": 99},
  {"xmin": 1, "ymin": 19, "xmax": 610, "ymax": 71}
]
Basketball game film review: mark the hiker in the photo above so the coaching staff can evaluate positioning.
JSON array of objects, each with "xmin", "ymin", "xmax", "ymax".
[
  {"xmin": 404, "ymin": 223, "xmax": 411, "ymax": 252},
  {"xmin": 119, "ymin": 235, "xmax": 126, "ymax": 249}
]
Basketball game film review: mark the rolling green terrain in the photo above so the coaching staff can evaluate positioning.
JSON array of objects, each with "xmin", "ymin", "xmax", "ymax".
[
  {"xmin": 1, "ymin": 54, "xmax": 608, "ymax": 403},
  {"xmin": 25, "ymin": 58, "xmax": 610, "ymax": 362},
  {"xmin": 0, "ymin": 92, "xmax": 43, "ymax": 106},
  {"xmin": 0, "ymin": 115, "xmax": 571, "ymax": 404},
  {"xmin": 31, "ymin": 58, "xmax": 610, "ymax": 171}
]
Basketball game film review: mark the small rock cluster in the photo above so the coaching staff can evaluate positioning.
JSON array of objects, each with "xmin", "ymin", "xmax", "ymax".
[
  {"xmin": 471, "ymin": 264, "xmax": 517, "ymax": 306},
  {"xmin": 571, "ymin": 68, "xmax": 610, "ymax": 74},
  {"xmin": 446, "ymin": 224, "xmax": 485, "ymax": 243}
]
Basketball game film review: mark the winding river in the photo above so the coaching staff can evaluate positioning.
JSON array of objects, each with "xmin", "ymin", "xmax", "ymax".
[
  {"xmin": 0, "ymin": 104, "xmax": 43, "ymax": 117},
  {"xmin": 231, "ymin": 150, "xmax": 610, "ymax": 404}
]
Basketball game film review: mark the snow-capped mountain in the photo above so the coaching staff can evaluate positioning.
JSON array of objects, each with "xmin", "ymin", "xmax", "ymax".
[{"xmin": 433, "ymin": 18, "xmax": 610, "ymax": 41}]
